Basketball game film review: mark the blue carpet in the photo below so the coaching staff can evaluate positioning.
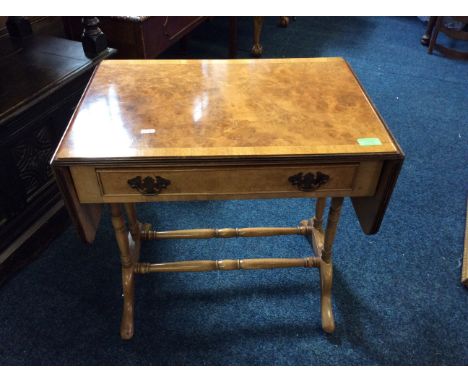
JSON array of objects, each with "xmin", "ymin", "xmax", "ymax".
[{"xmin": 0, "ymin": 16, "xmax": 467, "ymax": 365}]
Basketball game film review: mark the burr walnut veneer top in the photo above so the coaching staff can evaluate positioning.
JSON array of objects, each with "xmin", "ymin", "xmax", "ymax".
[{"xmin": 54, "ymin": 58, "xmax": 400, "ymax": 163}]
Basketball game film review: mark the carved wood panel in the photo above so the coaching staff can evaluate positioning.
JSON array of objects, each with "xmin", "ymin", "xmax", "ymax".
[{"xmin": 10, "ymin": 122, "xmax": 56, "ymax": 201}]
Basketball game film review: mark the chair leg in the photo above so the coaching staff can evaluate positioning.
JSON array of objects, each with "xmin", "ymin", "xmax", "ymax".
[
  {"xmin": 421, "ymin": 16, "xmax": 437, "ymax": 46},
  {"xmin": 279, "ymin": 16, "xmax": 290, "ymax": 28},
  {"xmin": 251, "ymin": 16, "xmax": 264, "ymax": 57},
  {"xmin": 428, "ymin": 17, "xmax": 442, "ymax": 54},
  {"xmin": 229, "ymin": 16, "xmax": 238, "ymax": 58}
]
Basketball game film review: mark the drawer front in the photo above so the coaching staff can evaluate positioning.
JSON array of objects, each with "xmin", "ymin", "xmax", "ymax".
[{"xmin": 70, "ymin": 162, "xmax": 382, "ymax": 203}]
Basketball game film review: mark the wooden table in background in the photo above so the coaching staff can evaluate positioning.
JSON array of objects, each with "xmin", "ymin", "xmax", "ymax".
[{"xmin": 52, "ymin": 58, "xmax": 404, "ymax": 339}]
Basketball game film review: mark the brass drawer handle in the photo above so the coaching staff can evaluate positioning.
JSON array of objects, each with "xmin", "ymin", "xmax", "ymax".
[
  {"xmin": 127, "ymin": 175, "xmax": 171, "ymax": 196},
  {"xmin": 288, "ymin": 171, "xmax": 330, "ymax": 192}
]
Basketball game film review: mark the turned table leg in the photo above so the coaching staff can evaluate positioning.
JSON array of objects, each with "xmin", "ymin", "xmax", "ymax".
[
  {"xmin": 124, "ymin": 202, "xmax": 142, "ymax": 268},
  {"xmin": 319, "ymin": 197, "xmax": 343, "ymax": 333},
  {"xmin": 301, "ymin": 197, "xmax": 344, "ymax": 333},
  {"xmin": 111, "ymin": 204, "xmax": 137, "ymax": 340},
  {"xmin": 124, "ymin": 203, "xmax": 141, "ymax": 243},
  {"xmin": 109, "ymin": 197, "xmax": 345, "ymax": 338},
  {"xmin": 313, "ymin": 197, "xmax": 326, "ymax": 233}
]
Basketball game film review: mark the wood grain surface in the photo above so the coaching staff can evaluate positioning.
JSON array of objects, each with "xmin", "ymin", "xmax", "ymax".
[{"xmin": 54, "ymin": 58, "xmax": 400, "ymax": 163}]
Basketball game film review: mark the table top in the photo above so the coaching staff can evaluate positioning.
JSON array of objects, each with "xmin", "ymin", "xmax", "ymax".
[{"xmin": 53, "ymin": 57, "xmax": 401, "ymax": 164}]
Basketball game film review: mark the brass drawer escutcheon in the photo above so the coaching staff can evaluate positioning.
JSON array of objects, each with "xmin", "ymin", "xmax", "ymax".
[
  {"xmin": 288, "ymin": 172, "xmax": 330, "ymax": 192},
  {"xmin": 127, "ymin": 175, "xmax": 171, "ymax": 196}
]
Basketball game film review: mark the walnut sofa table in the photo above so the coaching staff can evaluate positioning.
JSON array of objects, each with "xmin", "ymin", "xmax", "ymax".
[{"xmin": 52, "ymin": 58, "xmax": 404, "ymax": 339}]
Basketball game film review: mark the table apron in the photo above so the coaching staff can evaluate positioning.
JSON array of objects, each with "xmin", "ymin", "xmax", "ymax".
[{"xmin": 70, "ymin": 161, "xmax": 383, "ymax": 203}]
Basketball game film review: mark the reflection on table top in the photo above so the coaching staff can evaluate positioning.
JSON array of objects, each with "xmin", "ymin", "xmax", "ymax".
[{"xmin": 54, "ymin": 58, "xmax": 400, "ymax": 162}]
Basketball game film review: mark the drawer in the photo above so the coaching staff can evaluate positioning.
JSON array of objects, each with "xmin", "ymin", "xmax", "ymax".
[{"xmin": 70, "ymin": 162, "xmax": 382, "ymax": 203}]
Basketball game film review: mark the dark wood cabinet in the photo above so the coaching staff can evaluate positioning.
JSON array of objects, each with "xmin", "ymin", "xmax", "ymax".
[
  {"xmin": 63, "ymin": 16, "xmax": 208, "ymax": 58},
  {"xmin": 0, "ymin": 32, "xmax": 114, "ymax": 284}
]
